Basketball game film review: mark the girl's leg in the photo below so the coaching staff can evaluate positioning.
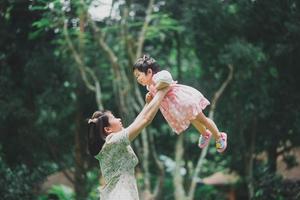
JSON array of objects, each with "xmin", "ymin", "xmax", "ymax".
[
  {"xmin": 195, "ymin": 112, "xmax": 227, "ymax": 153},
  {"xmin": 191, "ymin": 119, "xmax": 207, "ymax": 135},
  {"xmin": 195, "ymin": 112, "xmax": 221, "ymax": 140},
  {"xmin": 191, "ymin": 119, "xmax": 212, "ymax": 148}
]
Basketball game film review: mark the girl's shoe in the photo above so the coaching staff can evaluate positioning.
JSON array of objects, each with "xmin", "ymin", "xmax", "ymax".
[
  {"xmin": 216, "ymin": 132, "xmax": 227, "ymax": 153},
  {"xmin": 198, "ymin": 130, "xmax": 212, "ymax": 148}
]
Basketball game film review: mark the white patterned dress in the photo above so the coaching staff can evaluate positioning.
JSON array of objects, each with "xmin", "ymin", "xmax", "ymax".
[{"xmin": 95, "ymin": 129, "xmax": 139, "ymax": 200}]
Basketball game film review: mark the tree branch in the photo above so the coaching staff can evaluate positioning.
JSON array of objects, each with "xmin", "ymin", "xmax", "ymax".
[
  {"xmin": 187, "ymin": 64, "xmax": 234, "ymax": 200},
  {"xmin": 121, "ymin": 1, "xmax": 136, "ymax": 63},
  {"xmin": 46, "ymin": 139, "xmax": 76, "ymax": 185},
  {"xmin": 209, "ymin": 64, "xmax": 234, "ymax": 119},
  {"xmin": 136, "ymin": 0, "xmax": 155, "ymax": 58},
  {"xmin": 63, "ymin": 20, "xmax": 104, "ymax": 110},
  {"xmin": 149, "ymin": 129, "xmax": 165, "ymax": 198},
  {"xmin": 141, "ymin": 129, "xmax": 151, "ymax": 191}
]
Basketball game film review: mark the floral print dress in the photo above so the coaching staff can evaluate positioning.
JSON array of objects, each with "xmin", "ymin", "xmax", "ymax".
[
  {"xmin": 95, "ymin": 129, "xmax": 139, "ymax": 200},
  {"xmin": 147, "ymin": 70, "xmax": 210, "ymax": 134}
]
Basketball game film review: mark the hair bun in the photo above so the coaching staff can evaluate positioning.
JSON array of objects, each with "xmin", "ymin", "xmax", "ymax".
[
  {"xmin": 142, "ymin": 54, "xmax": 156, "ymax": 65},
  {"xmin": 142, "ymin": 54, "xmax": 149, "ymax": 62}
]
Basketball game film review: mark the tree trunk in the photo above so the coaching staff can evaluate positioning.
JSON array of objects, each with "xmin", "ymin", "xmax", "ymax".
[
  {"xmin": 173, "ymin": 40, "xmax": 187, "ymax": 200},
  {"xmin": 268, "ymin": 141, "xmax": 278, "ymax": 173},
  {"xmin": 74, "ymin": 89, "xmax": 87, "ymax": 200},
  {"xmin": 245, "ymin": 116, "xmax": 257, "ymax": 200},
  {"xmin": 173, "ymin": 64, "xmax": 234, "ymax": 200},
  {"xmin": 173, "ymin": 134, "xmax": 187, "ymax": 200}
]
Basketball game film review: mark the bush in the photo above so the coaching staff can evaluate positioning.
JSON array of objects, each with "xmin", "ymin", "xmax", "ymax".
[
  {"xmin": 253, "ymin": 173, "xmax": 300, "ymax": 200},
  {"xmin": 0, "ymin": 156, "xmax": 45, "ymax": 200}
]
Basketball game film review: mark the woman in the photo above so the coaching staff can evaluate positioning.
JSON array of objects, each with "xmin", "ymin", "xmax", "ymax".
[{"xmin": 87, "ymin": 87, "xmax": 169, "ymax": 200}]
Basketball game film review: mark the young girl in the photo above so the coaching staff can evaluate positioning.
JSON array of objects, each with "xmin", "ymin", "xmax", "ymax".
[{"xmin": 133, "ymin": 55, "xmax": 227, "ymax": 153}]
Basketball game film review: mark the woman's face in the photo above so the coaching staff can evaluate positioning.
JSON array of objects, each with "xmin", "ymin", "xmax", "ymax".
[
  {"xmin": 134, "ymin": 69, "xmax": 153, "ymax": 86},
  {"xmin": 105, "ymin": 112, "xmax": 123, "ymax": 134}
]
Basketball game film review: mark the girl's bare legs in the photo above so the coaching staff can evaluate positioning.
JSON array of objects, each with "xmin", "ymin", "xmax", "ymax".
[
  {"xmin": 191, "ymin": 119, "xmax": 207, "ymax": 135},
  {"xmin": 195, "ymin": 112, "xmax": 221, "ymax": 140},
  {"xmin": 191, "ymin": 119, "xmax": 212, "ymax": 148},
  {"xmin": 194, "ymin": 112, "xmax": 227, "ymax": 153}
]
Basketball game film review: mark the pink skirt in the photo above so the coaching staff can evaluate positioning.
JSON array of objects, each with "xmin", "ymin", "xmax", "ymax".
[{"xmin": 152, "ymin": 84, "xmax": 210, "ymax": 134}]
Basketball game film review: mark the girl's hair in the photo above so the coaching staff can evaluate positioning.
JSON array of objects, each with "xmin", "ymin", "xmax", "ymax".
[
  {"xmin": 133, "ymin": 55, "xmax": 160, "ymax": 74},
  {"xmin": 87, "ymin": 110, "xmax": 110, "ymax": 156}
]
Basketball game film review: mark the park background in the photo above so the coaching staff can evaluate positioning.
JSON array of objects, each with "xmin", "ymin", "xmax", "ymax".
[{"xmin": 1, "ymin": 0, "xmax": 300, "ymax": 199}]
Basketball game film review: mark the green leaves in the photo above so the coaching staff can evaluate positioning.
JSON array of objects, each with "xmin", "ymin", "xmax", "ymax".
[
  {"xmin": 32, "ymin": 18, "xmax": 51, "ymax": 29},
  {"xmin": 145, "ymin": 14, "xmax": 184, "ymax": 40},
  {"xmin": 0, "ymin": 154, "xmax": 46, "ymax": 200},
  {"xmin": 47, "ymin": 185, "xmax": 75, "ymax": 200},
  {"xmin": 227, "ymin": 4, "xmax": 238, "ymax": 14},
  {"xmin": 269, "ymin": 67, "xmax": 278, "ymax": 78},
  {"xmin": 3, "ymin": 5, "xmax": 13, "ymax": 20}
]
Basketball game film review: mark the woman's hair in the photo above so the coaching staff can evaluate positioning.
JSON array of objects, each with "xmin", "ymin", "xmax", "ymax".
[
  {"xmin": 133, "ymin": 54, "xmax": 160, "ymax": 74},
  {"xmin": 87, "ymin": 110, "xmax": 110, "ymax": 156}
]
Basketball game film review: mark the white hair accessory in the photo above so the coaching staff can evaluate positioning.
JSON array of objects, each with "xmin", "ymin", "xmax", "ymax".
[
  {"xmin": 88, "ymin": 118, "xmax": 98, "ymax": 124},
  {"xmin": 142, "ymin": 55, "xmax": 156, "ymax": 65}
]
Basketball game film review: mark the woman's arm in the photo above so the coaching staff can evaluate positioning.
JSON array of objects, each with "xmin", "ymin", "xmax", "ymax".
[
  {"xmin": 155, "ymin": 82, "xmax": 170, "ymax": 90},
  {"xmin": 127, "ymin": 87, "xmax": 169, "ymax": 141}
]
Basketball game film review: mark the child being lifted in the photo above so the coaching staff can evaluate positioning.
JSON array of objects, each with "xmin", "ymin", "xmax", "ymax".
[{"xmin": 133, "ymin": 55, "xmax": 227, "ymax": 153}]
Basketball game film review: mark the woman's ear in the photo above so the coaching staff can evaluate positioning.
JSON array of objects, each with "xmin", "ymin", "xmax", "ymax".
[{"xmin": 104, "ymin": 127, "xmax": 111, "ymax": 135}]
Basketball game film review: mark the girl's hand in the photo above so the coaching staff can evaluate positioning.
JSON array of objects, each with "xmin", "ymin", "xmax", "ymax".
[{"xmin": 145, "ymin": 92, "xmax": 153, "ymax": 103}]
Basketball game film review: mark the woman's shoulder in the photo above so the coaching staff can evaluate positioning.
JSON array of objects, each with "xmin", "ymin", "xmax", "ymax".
[
  {"xmin": 96, "ymin": 129, "xmax": 130, "ymax": 158},
  {"xmin": 105, "ymin": 128, "xmax": 130, "ymax": 146}
]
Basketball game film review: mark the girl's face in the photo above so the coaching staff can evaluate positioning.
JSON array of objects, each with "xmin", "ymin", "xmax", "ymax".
[
  {"xmin": 134, "ymin": 69, "xmax": 153, "ymax": 86},
  {"xmin": 104, "ymin": 112, "xmax": 123, "ymax": 134}
]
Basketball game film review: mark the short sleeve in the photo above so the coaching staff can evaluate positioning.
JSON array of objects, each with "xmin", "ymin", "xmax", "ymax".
[
  {"xmin": 105, "ymin": 128, "xmax": 130, "ymax": 146},
  {"xmin": 153, "ymin": 70, "xmax": 173, "ymax": 85}
]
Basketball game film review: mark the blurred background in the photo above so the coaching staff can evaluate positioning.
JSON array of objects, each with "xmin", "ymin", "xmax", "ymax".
[{"xmin": 0, "ymin": 0, "xmax": 300, "ymax": 199}]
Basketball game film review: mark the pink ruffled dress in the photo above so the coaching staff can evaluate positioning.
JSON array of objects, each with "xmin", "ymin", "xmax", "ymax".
[{"xmin": 147, "ymin": 70, "xmax": 210, "ymax": 134}]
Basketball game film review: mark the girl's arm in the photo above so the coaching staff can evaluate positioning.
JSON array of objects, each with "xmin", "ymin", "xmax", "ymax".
[{"xmin": 127, "ymin": 87, "xmax": 169, "ymax": 141}]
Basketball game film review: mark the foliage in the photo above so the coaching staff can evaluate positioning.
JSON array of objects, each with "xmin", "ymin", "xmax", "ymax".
[
  {"xmin": 1, "ymin": 0, "xmax": 300, "ymax": 199},
  {"xmin": 253, "ymin": 172, "xmax": 300, "ymax": 200},
  {"xmin": 196, "ymin": 185, "xmax": 225, "ymax": 200},
  {"xmin": 0, "ymin": 153, "xmax": 46, "ymax": 200},
  {"xmin": 38, "ymin": 185, "xmax": 75, "ymax": 200}
]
